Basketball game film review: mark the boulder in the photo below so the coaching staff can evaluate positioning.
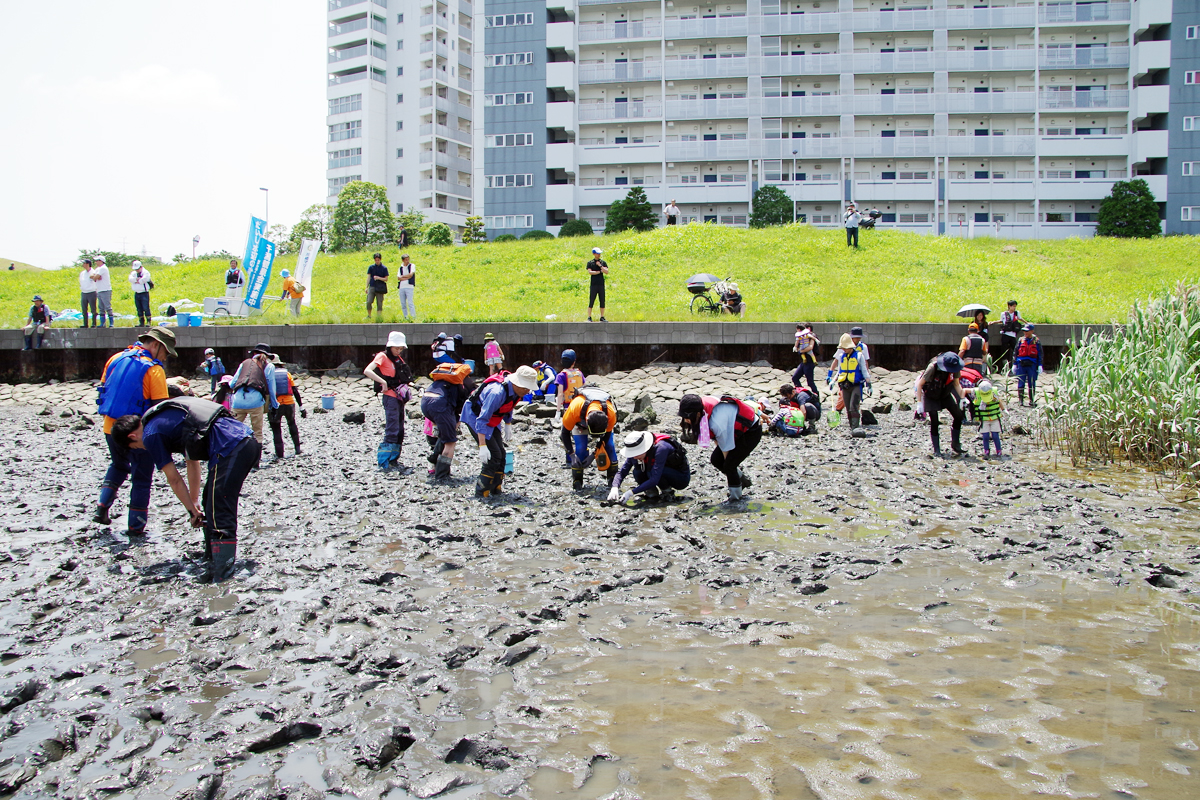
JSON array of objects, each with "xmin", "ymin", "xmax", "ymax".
[
  {"xmin": 343, "ymin": 411, "xmax": 366, "ymax": 425},
  {"xmin": 625, "ymin": 413, "xmax": 649, "ymax": 432},
  {"xmin": 860, "ymin": 409, "xmax": 878, "ymax": 426},
  {"xmin": 871, "ymin": 403, "xmax": 892, "ymax": 414}
]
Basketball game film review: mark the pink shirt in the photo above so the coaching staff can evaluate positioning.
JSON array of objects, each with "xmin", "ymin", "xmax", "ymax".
[{"xmin": 484, "ymin": 341, "xmax": 502, "ymax": 360}]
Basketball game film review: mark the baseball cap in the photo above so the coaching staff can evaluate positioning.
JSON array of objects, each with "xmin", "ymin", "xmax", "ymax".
[
  {"xmin": 94, "ymin": 255, "xmax": 106, "ymax": 263},
  {"xmin": 1023, "ymin": 323, "xmax": 1036, "ymax": 331},
  {"xmin": 132, "ymin": 260, "xmax": 142, "ymax": 268},
  {"xmin": 592, "ymin": 248, "xmax": 602, "ymax": 254},
  {"xmin": 204, "ymin": 347, "xmax": 215, "ymax": 355},
  {"xmin": 281, "ymin": 269, "xmax": 290, "ymax": 277}
]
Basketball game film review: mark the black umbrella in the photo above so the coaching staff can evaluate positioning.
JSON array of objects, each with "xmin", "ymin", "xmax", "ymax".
[{"xmin": 687, "ymin": 273, "xmax": 721, "ymax": 286}]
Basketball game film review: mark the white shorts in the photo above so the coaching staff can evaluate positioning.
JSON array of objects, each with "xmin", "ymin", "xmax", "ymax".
[
  {"xmin": 485, "ymin": 356, "xmax": 503, "ymax": 366},
  {"xmin": 979, "ymin": 420, "xmax": 1002, "ymax": 433}
]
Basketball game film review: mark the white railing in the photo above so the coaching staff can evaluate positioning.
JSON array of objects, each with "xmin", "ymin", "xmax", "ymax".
[
  {"xmin": 419, "ymin": 123, "xmax": 472, "ymax": 144},
  {"xmin": 1040, "ymin": 2, "xmax": 1131, "ymax": 23},
  {"xmin": 329, "ymin": 18, "xmax": 368, "ymax": 36},
  {"xmin": 328, "ymin": 70, "xmax": 367, "ymax": 86},
  {"xmin": 328, "ymin": 0, "xmax": 366, "ymax": 10},
  {"xmin": 1039, "ymin": 89, "xmax": 1130, "ymax": 109},
  {"xmin": 419, "ymin": 179, "xmax": 472, "ymax": 196},
  {"xmin": 579, "ymin": 21, "xmax": 663, "ymax": 41},
  {"xmin": 575, "ymin": 135, "xmax": 1040, "ymax": 160},
  {"xmin": 329, "ymin": 44, "xmax": 368, "ymax": 63},
  {"xmin": 578, "ymin": 102, "xmax": 663, "ymax": 121},
  {"xmin": 664, "ymin": 57, "xmax": 750, "ymax": 80},
  {"xmin": 1039, "ymin": 46, "xmax": 1130, "ymax": 69},
  {"xmin": 579, "ymin": 62, "xmax": 664, "ymax": 83},
  {"xmin": 663, "ymin": 17, "xmax": 750, "ymax": 39}
]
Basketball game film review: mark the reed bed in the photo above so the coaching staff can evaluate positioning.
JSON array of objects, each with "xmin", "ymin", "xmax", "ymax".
[{"xmin": 1042, "ymin": 282, "xmax": 1200, "ymax": 487}]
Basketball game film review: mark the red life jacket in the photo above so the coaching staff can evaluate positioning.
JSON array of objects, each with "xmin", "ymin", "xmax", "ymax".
[
  {"xmin": 469, "ymin": 372, "xmax": 516, "ymax": 427},
  {"xmin": 700, "ymin": 395, "xmax": 759, "ymax": 433},
  {"xmin": 1017, "ymin": 336, "xmax": 1039, "ymax": 359}
]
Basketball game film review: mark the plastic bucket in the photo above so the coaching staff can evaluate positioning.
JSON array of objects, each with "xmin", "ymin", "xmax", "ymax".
[
  {"xmin": 176, "ymin": 313, "xmax": 192, "ymax": 327},
  {"xmin": 321, "ymin": 395, "xmax": 336, "ymax": 410},
  {"xmin": 464, "ymin": 358, "xmax": 476, "ymax": 374},
  {"xmin": 189, "ymin": 314, "xmax": 202, "ymax": 327}
]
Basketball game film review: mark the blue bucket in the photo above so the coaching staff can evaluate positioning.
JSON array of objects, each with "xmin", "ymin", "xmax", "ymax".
[
  {"xmin": 189, "ymin": 314, "xmax": 202, "ymax": 327},
  {"xmin": 176, "ymin": 313, "xmax": 192, "ymax": 327},
  {"xmin": 464, "ymin": 358, "xmax": 476, "ymax": 374},
  {"xmin": 321, "ymin": 395, "xmax": 336, "ymax": 410}
]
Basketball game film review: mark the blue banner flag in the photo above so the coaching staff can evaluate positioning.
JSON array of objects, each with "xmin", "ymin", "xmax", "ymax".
[
  {"xmin": 241, "ymin": 216, "xmax": 266, "ymax": 280},
  {"xmin": 244, "ymin": 237, "xmax": 276, "ymax": 309}
]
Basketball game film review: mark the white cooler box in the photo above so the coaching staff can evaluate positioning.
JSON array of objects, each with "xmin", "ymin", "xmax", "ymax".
[{"xmin": 203, "ymin": 297, "xmax": 260, "ymax": 317}]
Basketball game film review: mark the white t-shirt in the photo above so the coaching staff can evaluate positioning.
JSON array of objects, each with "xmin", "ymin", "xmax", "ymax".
[
  {"xmin": 398, "ymin": 261, "xmax": 415, "ymax": 287},
  {"xmin": 664, "ymin": 204, "xmax": 680, "ymax": 218},
  {"xmin": 92, "ymin": 265, "xmax": 112, "ymax": 292},
  {"xmin": 844, "ymin": 211, "xmax": 862, "ymax": 228},
  {"xmin": 79, "ymin": 268, "xmax": 97, "ymax": 292}
]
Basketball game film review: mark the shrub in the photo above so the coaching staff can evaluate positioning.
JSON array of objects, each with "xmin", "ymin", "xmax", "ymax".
[
  {"xmin": 424, "ymin": 222, "xmax": 454, "ymax": 246},
  {"xmin": 493, "ymin": 234, "xmax": 518, "ymax": 242},
  {"xmin": 1097, "ymin": 179, "xmax": 1161, "ymax": 238},
  {"xmin": 557, "ymin": 219, "xmax": 594, "ymax": 237},
  {"xmin": 749, "ymin": 185, "xmax": 794, "ymax": 228},
  {"xmin": 521, "ymin": 229, "xmax": 554, "ymax": 240},
  {"xmin": 462, "ymin": 216, "xmax": 486, "ymax": 243},
  {"xmin": 605, "ymin": 187, "xmax": 656, "ymax": 233}
]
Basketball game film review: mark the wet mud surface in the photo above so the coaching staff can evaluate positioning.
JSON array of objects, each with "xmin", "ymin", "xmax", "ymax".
[{"xmin": 2, "ymin": 375, "xmax": 1200, "ymax": 799}]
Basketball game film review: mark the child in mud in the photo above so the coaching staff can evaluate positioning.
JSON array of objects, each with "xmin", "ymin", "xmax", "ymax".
[
  {"xmin": 483, "ymin": 333, "xmax": 505, "ymax": 375},
  {"xmin": 972, "ymin": 379, "xmax": 1005, "ymax": 459}
]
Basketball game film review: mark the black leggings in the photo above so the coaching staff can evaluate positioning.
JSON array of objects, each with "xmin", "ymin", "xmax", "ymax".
[
  {"xmin": 589, "ymin": 280, "xmax": 605, "ymax": 309},
  {"xmin": 711, "ymin": 425, "xmax": 762, "ymax": 486},
  {"xmin": 791, "ymin": 359, "xmax": 819, "ymax": 396}
]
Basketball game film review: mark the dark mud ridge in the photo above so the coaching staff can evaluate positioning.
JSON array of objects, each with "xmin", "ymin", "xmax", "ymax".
[{"xmin": 1, "ymin": 369, "xmax": 1198, "ymax": 799}]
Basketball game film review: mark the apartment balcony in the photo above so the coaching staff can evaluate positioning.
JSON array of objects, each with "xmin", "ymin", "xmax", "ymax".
[
  {"xmin": 770, "ymin": 11, "xmax": 844, "ymax": 35},
  {"xmin": 580, "ymin": 62, "xmax": 664, "ymax": 84},
  {"xmin": 1040, "ymin": 1, "xmax": 1131, "ymax": 24},
  {"xmin": 328, "ymin": 70, "xmax": 369, "ymax": 86},
  {"xmin": 329, "ymin": 17, "xmax": 369, "ymax": 40},
  {"xmin": 547, "ymin": 61, "xmax": 578, "ymax": 92},
  {"xmin": 1132, "ymin": 85, "xmax": 1169, "ymax": 121},
  {"xmin": 578, "ymin": 143, "xmax": 662, "ymax": 165},
  {"xmin": 853, "ymin": 180, "xmax": 938, "ymax": 203},
  {"xmin": 545, "ymin": 183, "xmax": 577, "ymax": 211},
  {"xmin": 580, "ymin": 21, "xmax": 662, "ymax": 42},
  {"xmin": 1133, "ymin": 40, "xmax": 1171, "ymax": 78},
  {"xmin": 419, "ymin": 151, "xmax": 472, "ymax": 174},
  {"xmin": 329, "ymin": 43, "xmax": 369, "ymax": 63},
  {"xmin": 664, "ymin": 98, "xmax": 749, "ymax": 121},
  {"xmin": 578, "ymin": 0, "xmax": 646, "ymax": 5},
  {"xmin": 1140, "ymin": 174, "xmax": 1168, "ymax": 200},
  {"xmin": 328, "ymin": 0, "xmax": 369, "ymax": 13},
  {"xmin": 650, "ymin": 184, "xmax": 752, "ymax": 205},
  {"xmin": 547, "ymin": 142, "xmax": 578, "ymax": 174},
  {"xmin": 1037, "ymin": 134, "xmax": 1129, "ymax": 158},
  {"xmin": 418, "ymin": 122, "xmax": 471, "ymax": 145},
  {"xmin": 460, "ymin": 24, "xmax": 472, "ymax": 41},
  {"xmin": 663, "ymin": 17, "xmax": 750, "ymax": 39},
  {"xmin": 579, "ymin": 101, "xmax": 662, "ymax": 122},
  {"xmin": 1039, "ymin": 47, "xmax": 1130, "ymax": 69},
  {"xmin": 1034, "ymin": 178, "xmax": 1120, "ymax": 201},
  {"xmin": 1133, "ymin": 0, "xmax": 1171, "ymax": 34},
  {"xmin": 418, "ymin": 94, "xmax": 473, "ymax": 121},
  {"xmin": 547, "ymin": 101, "xmax": 577, "ymax": 132},
  {"xmin": 419, "ymin": 40, "xmax": 450, "ymax": 59},
  {"xmin": 1133, "ymin": 129, "xmax": 1169, "ymax": 162},
  {"xmin": 547, "ymin": 22, "xmax": 576, "ymax": 57},
  {"xmin": 945, "ymin": 179, "xmax": 1037, "ymax": 202},
  {"xmin": 1039, "ymin": 89, "xmax": 1130, "ymax": 110},
  {"xmin": 663, "ymin": 58, "xmax": 749, "ymax": 81},
  {"xmin": 783, "ymin": 182, "xmax": 843, "ymax": 203},
  {"xmin": 419, "ymin": 179, "xmax": 472, "ymax": 198}
]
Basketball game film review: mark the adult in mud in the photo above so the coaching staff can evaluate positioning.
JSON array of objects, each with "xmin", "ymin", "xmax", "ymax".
[
  {"xmin": 421, "ymin": 360, "xmax": 475, "ymax": 482},
  {"xmin": 608, "ymin": 430, "xmax": 691, "ymax": 503},
  {"xmin": 678, "ymin": 393, "xmax": 763, "ymax": 502},
  {"xmin": 364, "ymin": 331, "xmax": 414, "ymax": 472},
  {"xmin": 92, "ymin": 327, "xmax": 177, "ymax": 535},
  {"xmin": 914, "ymin": 352, "xmax": 969, "ymax": 457},
  {"xmin": 790, "ymin": 322, "xmax": 820, "ymax": 396},
  {"xmin": 561, "ymin": 386, "xmax": 618, "ymax": 491},
  {"xmin": 462, "ymin": 365, "xmax": 540, "ymax": 498},
  {"xmin": 110, "ymin": 397, "xmax": 260, "ymax": 582},
  {"xmin": 267, "ymin": 354, "xmax": 304, "ymax": 460},
  {"xmin": 229, "ymin": 343, "xmax": 278, "ymax": 446}
]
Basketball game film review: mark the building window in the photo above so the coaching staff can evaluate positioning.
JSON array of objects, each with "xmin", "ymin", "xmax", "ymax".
[
  {"xmin": 396, "ymin": 148, "xmax": 403, "ymax": 158},
  {"xmin": 484, "ymin": 214, "xmax": 534, "ymax": 228},
  {"xmin": 1185, "ymin": 116, "xmax": 1200, "ymax": 131},
  {"xmin": 396, "ymin": 120, "xmax": 403, "ymax": 130},
  {"xmin": 396, "ymin": 39, "xmax": 403, "ymax": 49},
  {"xmin": 397, "ymin": 93, "xmax": 404, "ymax": 103},
  {"xmin": 1075, "ymin": 212, "xmax": 1096, "ymax": 222},
  {"xmin": 329, "ymin": 94, "xmax": 362, "ymax": 115},
  {"xmin": 329, "ymin": 174, "xmax": 361, "ymax": 193},
  {"xmin": 328, "ymin": 148, "xmax": 362, "ymax": 168},
  {"xmin": 1188, "ymin": 25, "xmax": 1198, "ymax": 39},
  {"xmin": 1044, "ymin": 212, "xmax": 1068, "ymax": 222},
  {"xmin": 329, "ymin": 120, "xmax": 362, "ymax": 141},
  {"xmin": 1185, "ymin": 162, "xmax": 1200, "ymax": 176},
  {"xmin": 487, "ymin": 133, "xmax": 534, "ymax": 147},
  {"xmin": 396, "ymin": 202, "xmax": 404, "ymax": 212},
  {"xmin": 484, "ymin": 13, "xmax": 534, "ymax": 27},
  {"xmin": 396, "ymin": 175, "xmax": 403, "ymax": 185},
  {"xmin": 489, "ymin": 52, "xmax": 534, "ymax": 67},
  {"xmin": 1187, "ymin": 71, "xmax": 1199, "ymax": 85},
  {"xmin": 485, "ymin": 174, "xmax": 535, "ymax": 188},
  {"xmin": 485, "ymin": 92, "xmax": 535, "ymax": 106},
  {"xmin": 397, "ymin": 13, "xmax": 403, "ymax": 23},
  {"xmin": 1183, "ymin": 207, "xmax": 1200, "ymax": 221},
  {"xmin": 396, "ymin": 66, "xmax": 403, "ymax": 76}
]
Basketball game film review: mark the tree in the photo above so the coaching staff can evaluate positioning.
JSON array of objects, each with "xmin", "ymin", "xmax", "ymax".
[
  {"xmin": 620, "ymin": 186, "xmax": 657, "ymax": 232},
  {"xmin": 520, "ymin": 229, "xmax": 554, "ymax": 240},
  {"xmin": 603, "ymin": 198, "xmax": 629, "ymax": 234},
  {"xmin": 558, "ymin": 219, "xmax": 594, "ymax": 237},
  {"xmin": 78, "ymin": 249, "xmax": 137, "ymax": 269},
  {"xmin": 395, "ymin": 208, "xmax": 427, "ymax": 246},
  {"xmin": 1097, "ymin": 179, "xmax": 1161, "ymax": 238},
  {"xmin": 424, "ymin": 222, "xmax": 454, "ymax": 246},
  {"xmin": 330, "ymin": 181, "xmax": 396, "ymax": 251},
  {"xmin": 289, "ymin": 204, "xmax": 333, "ymax": 252},
  {"xmin": 462, "ymin": 216, "xmax": 486, "ymax": 243},
  {"xmin": 266, "ymin": 224, "xmax": 294, "ymax": 256},
  {"xmin": 750, "ymin": 185, "xmax": 794, "ymax": 228}
]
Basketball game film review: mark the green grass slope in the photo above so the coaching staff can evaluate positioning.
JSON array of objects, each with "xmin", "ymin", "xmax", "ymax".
[
  {"xmin": 0, "ymin": 258, "xmax": 42, "ymax": 272},
  {"xmin": 4, "ymin": 225, "xmax": 1197, "ymax": 327}
]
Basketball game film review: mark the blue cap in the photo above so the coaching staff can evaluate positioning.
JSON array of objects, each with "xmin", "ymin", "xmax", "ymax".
[
  {"xmin": 1023, "ymin": 323, "xmax": 1035, "ymax": 331},
  {"xmin": 561, "ymin": 348, "xmax": 577, "ymax": 364},
  {"xmin": 281, "ymin": 269, "xmax": 290, "ymax": 277}
]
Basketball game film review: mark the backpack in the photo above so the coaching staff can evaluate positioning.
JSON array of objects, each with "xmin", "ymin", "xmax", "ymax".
[
  {"xmin": 430, "ymin": 362, "xmax": 471, "ymax": 385},
  {"xmin": 653, "ymin": 433, "xmax": 689, "ymax": 471}
]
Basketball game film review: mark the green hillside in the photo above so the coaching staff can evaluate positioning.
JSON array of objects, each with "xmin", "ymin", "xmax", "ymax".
[
  {"xmin": 0, "ymin": 258, "xmax": 42, "ymax": 272},
  {"xmin": 4, "ymin": 225, "xmax": 1197, "ymax": 327}
]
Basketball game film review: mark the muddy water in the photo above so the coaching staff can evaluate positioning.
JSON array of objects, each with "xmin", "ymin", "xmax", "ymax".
[{"xmin": 1, "ymin": 401, "xmax": 1198, "ymax": 799}]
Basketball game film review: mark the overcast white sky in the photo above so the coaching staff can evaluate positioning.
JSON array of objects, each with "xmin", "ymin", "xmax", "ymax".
[{"xmin": 0, "ymin": 1, "xmax": 326, "ymax": 268}]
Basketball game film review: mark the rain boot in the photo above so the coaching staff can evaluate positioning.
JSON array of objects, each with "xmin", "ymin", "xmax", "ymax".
[
  {"xmin": 950, "ymin": 430, "xmax": 965, "ymax": 455},
  {"xmin": 1017, "ymin": 388, "xmax": 1025, "ymax": 406},
  {"xmin": 475, "ymin": 465, "xmax": 495, "ymax": 498},
  {"xmin": 22, "ymin": 335, "xmax": 32, "ymax": 351},
  {"xmin": 376, "ymin": 442, "xmax": 398, "ymax": 470},
  {"xmin": 127, "ymin": 507, "xmax": 148, "ymax": 537},
  {"xmin": 571, "ymin": 466, "xmax": 585, "ymax": 491},
  {"xmin": 434, "ymin": 455, "xmax": 453, "ymax": 481},
  {"xmin": 930, "ymin": 429, "xmax": 942, "ymax": 457},
  {"xmin": 210, "ymin": 540, "xmax": 237, "ymax": 582},
  {"xmin": 728, "ymin": 485, "xmax": 743, "ymax": 501},
  {"xmin": 606, "ymin": 466, "xmax": 618, "ymax": 487},
  {"xmin": 92, "ymin": 503, "xmax": 112, "ymax": 525},
  {"xmin": 737, "ymin": 468, "xmax": 752, "ymax": 488}
]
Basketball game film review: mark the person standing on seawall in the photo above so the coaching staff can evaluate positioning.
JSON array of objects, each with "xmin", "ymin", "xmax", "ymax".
[
  {"xmin": 79, "ymin": 258, "xmax": 98, "ymax": 328},
  {"xmin": 844, "ymin": 204, "xmax": 862, "ymax": 248},
  {"xmin": 664, "ymin": 199, "xmax": 681, "ymax": 226},
  {"xmin": 586, "ymin": 247, "xmax": 608, "ymax": 322},
  {"xmin": 279, "ymin": 269, "xmax": 304, "ymax": 317},
  {"xmin": 396, "ymin": 253, "xmax": 416, "ymax": 320},
  {"xmin": 225, "ymin": 258, "xmax": 246, "ymax": 298},
  {"xmin": 129, "ymin": 260, "xmax": 153, "ymax": 327},
  {"xmin": 366, "ymin": 252, "xmax": 389, "ymax": 319},
  {"xmin": 93, "ymin": 255, "xmax": 114, "ymax": 328}
]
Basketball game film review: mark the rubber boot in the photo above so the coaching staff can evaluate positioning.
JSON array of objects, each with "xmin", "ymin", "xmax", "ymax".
[
  {"xmin": 35, "ymin": 333, "xmax": 44, "ymax": 349},
  {"xmin": 210, "ymin": 540, "xmax": 237, "ymax": 582},
  {"xmin": 728, "ymin": 485, "xmax": 743, "ymax": 501},
  {"xmin": 606, "ymin": 467, "xmax": 618, "ymax": 487},
  {"xmin": 127, "ymin": 507, "xmax": 148, "ymax": 537},
  {"xmin": 930, "ymin": 429, "xmax": 942, "ymax": 456},
  {"xmin": 376, "ymin": 442, "xmax": 398, "ymax": 470},
  {"xmin": 433, "ymin": 455, "xmax": 453, "ymax": 481},
  {"xmin": 950, "ymin": 430, "xmax": 965, "ymax": 455},
  {"xmin": 476, "ymin": 465, "xmax": 495, "ymax": 498},
  {"xmin": 571, "ymin": 466, "xmax": 585, "ymax": 491},
  {"xmin": 92, "ymin": 504, "xmax": 112, "ymax": 525},
  {"xmin": 737, "ymin": 467, "xmax": 752, "ymax": 488},
  {"xmin": 643, "ymin": 485, "xmax": 661, "ymax": 499},
  {"xmin": 22, "ymin": 335, "xmax": 32, "ymax": 351},
  {"xmin": 1018, "ymin": 388, "xmax": 1025, "ymax": 406}
]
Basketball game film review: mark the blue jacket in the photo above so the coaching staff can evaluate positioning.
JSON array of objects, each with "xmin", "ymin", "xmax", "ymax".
[{"xmin": 461, "ymin": 381, "xmax": 515, "ymax": 439}]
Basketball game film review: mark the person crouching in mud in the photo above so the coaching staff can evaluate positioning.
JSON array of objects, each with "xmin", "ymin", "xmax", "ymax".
[
  {"xmin": 608, "ymin": 431, "xmax": 691, "ymax": 503},
  {"xmin": 678, "ymin": 393, "xmax": 763, "ymax": 501}
]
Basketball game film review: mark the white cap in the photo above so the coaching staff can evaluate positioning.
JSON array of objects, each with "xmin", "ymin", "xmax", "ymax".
[
  {"xmin": 94, "ymin": 254, "xmax": 106, "ymax": 262},
  {"xmin": 204, "ymin": 348, "xmax": 215, "ymax": 355},
  {"xmin": 132, "ymin": 260, "xmax": 142, "ymax": 268},
  {"xmin": 592, "ymin": 248, "xmax": 602, "ymax": 254},
  {"xmin": 508, "ymin": 365, "xmax": 540, "ymax": 392},
  {"xmin": 386, "ymin": 331, "xmax": 407, "ymax": 349}
]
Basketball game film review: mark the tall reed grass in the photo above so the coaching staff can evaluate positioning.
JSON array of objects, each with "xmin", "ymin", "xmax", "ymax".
[{"xmin": 1043, "ymin": 282, "xmax": 1200, "ymax": 486}]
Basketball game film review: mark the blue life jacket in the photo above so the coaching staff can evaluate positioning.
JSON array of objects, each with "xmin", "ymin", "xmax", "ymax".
[
  {"xmin": 205, "ymin": 356, "xmax": 224, "ymax": 376},
  {"xmin": 97, "ymin": 345, "xmax": 162, "ymax": 419}
]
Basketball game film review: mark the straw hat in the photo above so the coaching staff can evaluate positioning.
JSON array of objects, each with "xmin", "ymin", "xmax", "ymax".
[{"xmin": 838, "ymin": 333, "xmax": 855, "ymax": 350}]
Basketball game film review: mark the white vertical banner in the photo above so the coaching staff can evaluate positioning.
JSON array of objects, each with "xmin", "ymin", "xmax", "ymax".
[{"xmin": 293, "ymin": 239, "xmax": 318, "ymax": 307}]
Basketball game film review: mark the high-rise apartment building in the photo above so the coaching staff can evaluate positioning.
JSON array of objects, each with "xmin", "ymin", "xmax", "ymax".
[{"xmin": 329, "ymin": 0, "xmax": 1198, "ymax": 240}]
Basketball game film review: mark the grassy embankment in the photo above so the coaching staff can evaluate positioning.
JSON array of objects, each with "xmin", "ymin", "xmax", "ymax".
[{"xmin": 3, "ymin": 225, "xmax": 1198, "ymax": 327}]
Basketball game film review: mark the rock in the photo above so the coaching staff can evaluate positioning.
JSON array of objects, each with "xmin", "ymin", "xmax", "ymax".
[
  {"xmin": 860, "ymin": 409, "xmax": 878, "ymax": 426},
  {"xmin": 407, "ymin": 769, "xmax": 469, "ymax": 798},
  {"xmin": 898, "ymin": 401, "xmax": 912, "ymax": 411},
  {"xmin": 244, "ymin": 721, "xmax": 323, "ymax": 753},
  {"xmin": 625, "ymin": 413, "xmax": 649, "ymax": 432},
  {"xmin": 59, "ymin": 408, "xmax": 74, "ymax": 418},
  {"xmin": 327, "ymin": 360, "xmax": 359, "ymax": 378},
  {"xmin": 445, "ymin": 737, "xmax": 517, "ymax": 770},
  {"xmin": 313, "ymin": 406, "xmax": 327, "ymax": 414},
  {"xmin": 532, "ymin": 405, "xmax": 558, "ymax": 419},
  {"xmin": 497, "ymin": 642, "xmax": 539, "ymax": 667},
  {"xmin": 871, "ymin": 403, "xmax": 892, "ymax": 414},
  {"xmin": 0, "ymin": 765, "xmax": 37, "ymax": 795},
  {"xmin": 633, "ymin": 392, "xmax": 655, "ymax": 415},
  {"xmin": 0, "ymin": 679, "xmax": 42, "ymax": 713},
  {"xmin": 1146, "ymin": 573, "xmax": 1179, "ymax": 589},
  {"xmin": 354, "ymin": 723, "xmax": 416, "ymax": 769},
  {"xmin": 342, "ymin": 410, "xmax": 366, "ymax": 425},
  {"xmin": 615, "ymin": 408, "xmax": 629, "ymax": 422},
  {"xmin": 444, "ymin": 644, "xmax": 482, "ymax": 669},
  {"xmin": 1011, "ymin": 424, "xmax": 1031, "ymax": 436}
]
